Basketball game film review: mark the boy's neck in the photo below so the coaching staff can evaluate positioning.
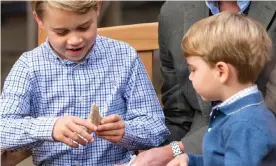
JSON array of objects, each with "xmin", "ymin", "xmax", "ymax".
[
  {"xmin": 220, "ymin": 82, "xmax": 254, "ymax": 102},
  {"xmin": 219, "ymin": 1, "xmax": 240, "ymax": 13}
]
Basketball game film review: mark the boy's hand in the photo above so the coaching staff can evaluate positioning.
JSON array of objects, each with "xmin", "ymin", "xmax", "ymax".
[
  {"xmin": 166, "ymin": 154, "xmax": 188, "ymax": 166},
  {"xmin": 52, "ymin": 116, "xmax": 97, "ymax": 148},
  {"xmin": 117, "ymin": 146, "xmax": 174, "ymax": 166},
  {"xmin": 96, "ymin": 114, "xmax": 125, "ymax": 143}
]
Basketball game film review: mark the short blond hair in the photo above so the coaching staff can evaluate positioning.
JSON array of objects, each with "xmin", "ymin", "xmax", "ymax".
[
  {"xmin": 30, "ymin": 0, "xmax": 98, "ymax": 19},
  {"xmin": 182, "ymin": 12, "xmax": 272, "ymax": 83}
]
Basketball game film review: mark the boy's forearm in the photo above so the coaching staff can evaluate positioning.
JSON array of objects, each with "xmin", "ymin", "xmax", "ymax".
[
  {"xmin": 116, "ymin": 117, "xmax": 170, "ymax": 150},
  {"xmin": 117, "ymin": 55, "xmax": 170, "ymax": 150},
  {"xmin": 0, "ymin": 116, "xmax": 58, "ymax": 151}
]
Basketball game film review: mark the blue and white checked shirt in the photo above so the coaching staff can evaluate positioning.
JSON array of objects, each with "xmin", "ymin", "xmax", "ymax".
[
  {"xmin": 0, "ymin": 36, "xmax": 170, "ymax": 165},
  {"xmin": 206, "ymin": 0, "xmax": 250, "ymax": 14}
]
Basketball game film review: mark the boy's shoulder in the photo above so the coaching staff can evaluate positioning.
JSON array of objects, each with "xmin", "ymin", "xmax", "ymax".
[
  {"xmin": 96, "ymin": 35, "xmax": 137, "ymax": 55},
  {"xmin": 231, "ymin": 103, "xmax": 276, "ymax": 126},
  {"xmin": 230, "ymin": 100, "xmax": 274, "ymax": 121},
  {"xmin": 93, "ymin": 35, "xmax": 140, "ymax": 66},
  {"xmin": 225, "ymin": 94, "xmax": 276, "ymax": 139},
  {"xmin": 16, "ymin": 42, "xmax": 51, "ymax": 67}
]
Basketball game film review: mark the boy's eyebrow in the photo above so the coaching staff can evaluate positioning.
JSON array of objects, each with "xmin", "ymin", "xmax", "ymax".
[
  {"xmin": 78, "ymin": 19, "xmax": 93, "ymax": 27},
  {"xmin": 50, "ymin": 27, "xmax": 67, "ymax": 31},
  {"xmin": 50, "ymin": 19, "xmax": 93, "ymax": 31}
]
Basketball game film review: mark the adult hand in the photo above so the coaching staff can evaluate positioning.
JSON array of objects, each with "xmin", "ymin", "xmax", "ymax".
[
  {"xmin": 96, "ymin": 114, "xmax": 125, "ymax": 143},
  {"xmin": 116, "ymin": 145, "xmax": 174, "ymax": 166},
  {"xmin": 166, "ymin": 154, "xmax": 188, "ymax": 166},
  {"xmin": 52, "ymin": 115, "xmax": 97, "ymax": 148}
]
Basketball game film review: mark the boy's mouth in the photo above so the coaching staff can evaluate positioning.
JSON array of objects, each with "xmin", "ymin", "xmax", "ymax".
[
  {"xmin": 68, "ymin": 47, "xmax": 84, "ymax": 51},
  {"xmin": 67, "ymin": 46, "xmax": 85, "ymax": 55}
]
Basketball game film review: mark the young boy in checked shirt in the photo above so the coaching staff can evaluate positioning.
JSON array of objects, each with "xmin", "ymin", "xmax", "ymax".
[
  {"xmin": 166, "ymin": 12, "xmax": 276, "ymax": 166},
  {"xmin": 0, "ymin": 1, "xmax": 170, "ymax": 165}
]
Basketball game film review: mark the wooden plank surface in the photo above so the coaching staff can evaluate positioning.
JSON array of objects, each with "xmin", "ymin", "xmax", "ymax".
[
  {"xmin": 97, "ymin": 23, "xmax": 158, "ymax": 51},
  {"xmin": 139, "ymin": 51, "xmax": 153, "ymax": 81},
  {"xmin": 1, "ymin": 151, "xmax": 32, "ymax": 166}
]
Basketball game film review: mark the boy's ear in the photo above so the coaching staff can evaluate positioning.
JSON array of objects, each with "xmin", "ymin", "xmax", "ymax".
[
  {"xmin": 215, "ymin": 62, "xmax": 229, "ymax": 84},
  {"xmin": 96, "ymin": 1, "xmax": 102, "ymax": 16},
  {"xmin": 33, "ymin": 11, "xmax": 44, "ymax": 29}
]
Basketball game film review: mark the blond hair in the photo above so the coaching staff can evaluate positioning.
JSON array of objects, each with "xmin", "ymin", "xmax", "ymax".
[
  {"xmin": 30, "ymin": 0, "xmax": 98, "ymax": 19},
  {"xmin": 182, "ymin": 12, "xmax": 272, "ymax": 83}
]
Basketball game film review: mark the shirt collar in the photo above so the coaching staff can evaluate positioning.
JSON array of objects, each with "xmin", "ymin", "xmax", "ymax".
[
  {"xmin": 212, "ymin": 85, "xmax": 261, "ymax": 115},
  {"xmin": 205, "ymin": 0, "xmax": 250, "ymax": 14},
  {"xmin": 214, "ymin": 85, "xmax": 258, "ymax": 109}
]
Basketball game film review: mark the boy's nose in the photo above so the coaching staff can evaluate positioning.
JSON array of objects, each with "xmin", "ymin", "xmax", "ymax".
[{"xmin": 67, "ymin": 36, "xmax": 83, "ymax": 46}]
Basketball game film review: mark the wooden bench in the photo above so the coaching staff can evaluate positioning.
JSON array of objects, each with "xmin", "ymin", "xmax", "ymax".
[{"xmin": 1, "ymin": 22, "xmax": 160, "ymax": 166}]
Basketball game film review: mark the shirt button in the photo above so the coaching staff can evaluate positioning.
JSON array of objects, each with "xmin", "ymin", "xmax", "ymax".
[
  {"xmin": 78, "ymin": 96, "xmax": 86, "ymax": 103},
  {"xmin": 79, "ymin": 97, "xmax": 85, "ymax": 103},
  {"xmin": 208, "ymin": 128, "xmax": 212, "ymax": 132},
  {"xmin": 214, "ymin": 116, "xmax": 216, "ymax": 119}
]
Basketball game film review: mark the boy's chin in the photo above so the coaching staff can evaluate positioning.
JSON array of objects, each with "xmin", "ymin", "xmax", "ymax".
[
  {"xmin": 200, "ymin": 96, "xmax": 210, "ymax": 101},
  {"xmin": 66, "ymin": 56, "xmax": 85, "ymax": 63},
  {"xmin": 67, "ymin": 53, "xmax": 88, "ymax": 62}
]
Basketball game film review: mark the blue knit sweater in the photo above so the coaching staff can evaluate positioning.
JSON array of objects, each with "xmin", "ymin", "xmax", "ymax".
[{"xmin": 188, "ymin": 92, "xmax": 276, "ymax": 166}]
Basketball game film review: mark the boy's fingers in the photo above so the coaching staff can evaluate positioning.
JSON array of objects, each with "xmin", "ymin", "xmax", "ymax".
[
  {"xmin": 166, "ymin": 155, "xmax": 188, "ymax": 166},
  {"xmin": 97, "ymin": 121, "xmax": 124, "ymax": 131},
  {"xmin": 101, "ymin": 114, "xmax": 121, "ymax": 124},
  {"xmin": 178, "ymin": 155, "xmax": 188, "ymax": 166},
  {"xmin": 61, "ymin": 136, "xmax": 79, "ymax": 148},
  {"xmin": 96, "ymin": 129, "xmax": 123, "ymax": 136},
  {"xmin": 167, "ymin": 157, "xmax": 180, "ymax": 166},
  {"xmin": 62, "ymin": 127, "xmax": 92, "ymax": 146},
  {"xmin": 67, "ymin": 122, "xmax": 94, "ymax": 142},
  {"xmin": 71, "ymin": 116, "xmax": 97, "ymax": 131},
  {"xmin": 66, "ymin": 132, "xmax": 87, "ymax": 146},
  {"xmin": 98, "ymin": 135, "xmax": 122, "ymax": 142}
]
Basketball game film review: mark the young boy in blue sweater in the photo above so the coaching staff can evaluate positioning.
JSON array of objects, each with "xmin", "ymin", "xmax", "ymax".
[
  {"xmin": 0, "ymin": 1, "xmax": 170, "ymax": 165},
  {"xmin": 167, "ymin": 12, "xmax": 276, "ymax": 166}
]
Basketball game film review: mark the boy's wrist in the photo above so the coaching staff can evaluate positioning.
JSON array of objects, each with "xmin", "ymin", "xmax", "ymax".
[
  {"xmin": 183, "ymin": 153, "xmax": 190, "ymax": 163},
  {"xmin": 31, "ymin": 116, "xmax": 59, "ymax": 141},
  {"xmin": 115, "ymin": 122, "xmax": 134, "ymax": 147}
]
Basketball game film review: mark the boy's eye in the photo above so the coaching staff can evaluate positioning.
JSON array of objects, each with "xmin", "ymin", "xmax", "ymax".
[
  {"xmin": 78, "ymin": 26, "xmax": 90, "ymax": 31},
  {"xmin": 188, "ymin": 66, "xmax": 195, "ymax": 72},
  {"xmin": 56, "ymin": 30, "xmax": 68, "ymax": 36}
]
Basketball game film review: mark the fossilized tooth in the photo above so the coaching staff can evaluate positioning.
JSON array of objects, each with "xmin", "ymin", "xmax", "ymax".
[
  {"xmin": 88, "ymin": 104, "xmax": 103, "ymax": 126},
  {"xmin": 86, "ymin": 104, "xmax": 103, "ymax": 133}
]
